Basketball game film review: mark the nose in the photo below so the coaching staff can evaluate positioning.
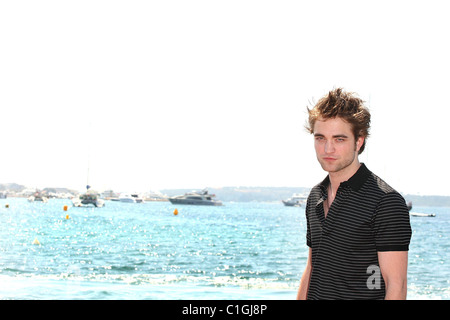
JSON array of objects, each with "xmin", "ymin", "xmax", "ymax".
[{"xmin": 324, "ymin": 140, "xmax": 335, "ymax": 154}]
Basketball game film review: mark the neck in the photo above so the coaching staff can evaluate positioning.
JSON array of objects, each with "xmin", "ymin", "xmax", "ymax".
[{"xmin": 328, "ymin": 159, "xmax": 361, "ymax": 193}]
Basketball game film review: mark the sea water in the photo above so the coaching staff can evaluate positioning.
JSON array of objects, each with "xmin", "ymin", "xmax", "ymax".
[{"xmin": 0, "ymin": 198, "xmax": 448, "ymax": 300}]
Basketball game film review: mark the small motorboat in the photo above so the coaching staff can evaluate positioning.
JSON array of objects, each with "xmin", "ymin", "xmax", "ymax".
[
  {"xmin": 410, "ymin": 212, "xmax": 436, "ymax": 217},
  {"xmin": 407, "ymin": 201, "xmax": 435, "ymax": 217}
]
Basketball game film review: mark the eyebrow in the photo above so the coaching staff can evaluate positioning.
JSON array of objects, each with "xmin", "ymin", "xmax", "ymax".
[
  {"xmin": 333, "ymin": 134, "xmax": 349, "ymax": 139},
  {"xmin": 314, "ymin": 133, "xmax": 349, "ymax": 139}
]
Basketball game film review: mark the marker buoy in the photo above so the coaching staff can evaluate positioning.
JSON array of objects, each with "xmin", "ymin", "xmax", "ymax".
[
  {"xmin": 173, "ymin": 208, "xmax": 178, "ymax": 215},
  {"xmin": 63, "ymin": 205, "xmax": 68, "ymax": 211},
  {"xmin": 5, "ymin": 204, "xmax": 9, "ymax": 208},
  {"xmin": 65, "ymin": 214, "xmax": 70, "ymax": 220},
  {"xmin": 33, "ymin": 238, "xmax": 40, "ymax": 245}
]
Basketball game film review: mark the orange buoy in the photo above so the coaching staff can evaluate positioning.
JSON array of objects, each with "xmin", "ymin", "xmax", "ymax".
[
  {"xmin": 173, "ymin": 208, "xmax": 178, "ymax": 215},
  {"xmin": 63, "ymin": 205, "xmax": 68, "ymax": 211}
]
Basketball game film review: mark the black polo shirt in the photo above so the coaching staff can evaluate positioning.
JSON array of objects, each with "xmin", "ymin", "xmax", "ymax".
[{"xmin": 305, "ymin": 163, "xmax": 412, "ymax": 300}]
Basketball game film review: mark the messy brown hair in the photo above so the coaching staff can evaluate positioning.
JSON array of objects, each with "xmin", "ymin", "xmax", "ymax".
[{"xmin": 306, "ymin": 88, "xmax": 371, "ymax": 154}]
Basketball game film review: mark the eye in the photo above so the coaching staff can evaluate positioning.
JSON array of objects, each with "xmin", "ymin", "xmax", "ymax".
[{"xmin": 334, "ymin": 136, "xmax": 348, "ymax": 142}]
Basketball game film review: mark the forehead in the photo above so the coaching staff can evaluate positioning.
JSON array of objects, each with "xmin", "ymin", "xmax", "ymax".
[{"xmin": 313, "ymin": 117, "xmax": 353, "ymax": 135}]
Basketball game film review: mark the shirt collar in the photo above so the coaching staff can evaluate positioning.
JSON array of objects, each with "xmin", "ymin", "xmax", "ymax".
[{"xmin": 319, "ymin": 163, "xmax": 371, "ymax": 193}]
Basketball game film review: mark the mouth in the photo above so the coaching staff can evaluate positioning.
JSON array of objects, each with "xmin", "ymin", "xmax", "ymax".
[{"xmin": 323, "ymin": 157, "xmax": 337, "ymax": 161}]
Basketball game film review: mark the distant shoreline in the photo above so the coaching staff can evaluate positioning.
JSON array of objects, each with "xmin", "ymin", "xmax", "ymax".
[{"xmin": 1, "ymin": 184, "xmax": 450, "ymax": 207}]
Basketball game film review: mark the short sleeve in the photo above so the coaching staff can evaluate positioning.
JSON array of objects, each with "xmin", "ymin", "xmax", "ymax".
[{"xmin": 373, "ymin": 192, "xmax": 412, "ymax": 252}]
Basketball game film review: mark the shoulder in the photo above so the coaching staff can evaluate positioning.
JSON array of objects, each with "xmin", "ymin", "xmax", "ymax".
[
  {"xmin": 366, "ymin": 172, "xmax": 410, "ymax": 220},
  {"xmin": 354, "ymin": 168, "xmax": 409, "ymax": 218},
  {"xmin": 371, "ymin": 171, "xmax": 396, "ymax": 194},
  {"xmin": 364, "ymin": 170, "xmax": 405, "ymax": 202}
]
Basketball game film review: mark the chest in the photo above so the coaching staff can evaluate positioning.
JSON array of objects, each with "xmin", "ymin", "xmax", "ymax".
[{"xmin": 308, "ymin": 190, "xmax": 378, "ymax": 249}]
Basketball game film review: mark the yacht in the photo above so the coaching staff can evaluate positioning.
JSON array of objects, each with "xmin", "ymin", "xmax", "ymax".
[
  {"xmin": 118, "ymin": 193, "xmax": 145, "ymax": 203},
  {"xmin": 169, "ymin": 189, "xmax": 223, "ymax": 206},
  {"xmin": 282, "ymin": 193, "xmax": 307, "ymax": 207},
  {"xmin": 72, "ymin": 186, "xmax": 105, "ymax": 207},
  {"xmin": 119, "ymin": 193, "xmax": 136, "ymax": 203},
  {"xmin": 131, "ymin": 193, "xmax": 145, "ymax": 203}
]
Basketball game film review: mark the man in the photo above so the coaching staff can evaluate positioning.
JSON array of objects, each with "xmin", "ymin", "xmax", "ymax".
[{"xmin": 297, "ymin": 88, "xmax": 412, "ymax": 300}]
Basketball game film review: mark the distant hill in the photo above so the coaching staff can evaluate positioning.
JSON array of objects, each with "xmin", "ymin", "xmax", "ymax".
[
  {"xmin": 42, "ymin": 187, "xmax": 78, "ymax": 195},
  {"xmin": 0, "ymin": 183, "xmax": 26, "ymax": 192},
  {"xmin": 401, "ymin": 194, "xmax": 450, "ymax": 207},
  {"xmin": 0, "ymin": 183, "xmax": 77, "ymax": 195}
]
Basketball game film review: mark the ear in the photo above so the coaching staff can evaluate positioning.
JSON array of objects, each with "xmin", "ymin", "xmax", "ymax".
[{"xmin": 356, "ymin": 136, "xmax": 365, "ymax": 152}]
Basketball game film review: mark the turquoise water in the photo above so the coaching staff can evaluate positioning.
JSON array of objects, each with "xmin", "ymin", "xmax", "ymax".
[{"xmin": 0, "ymin": 198, "xmax": 448, "ymax": 299}]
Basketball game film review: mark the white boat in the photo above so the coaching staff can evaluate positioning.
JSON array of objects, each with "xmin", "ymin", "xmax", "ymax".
[
  {"xmin": 169, "ymin": 189, "xmax": 223, "ymax": 206},
  {"xmin": 410, "ymin": 212, "xmax": 436, "ymax": 217},
  {"xmin": 72, "ymin": 186, "xmax": 105, "ymax": 208},
  {"xmin": 282, "ymin": 193, "xmax": 307, "ymax": 207},
  {"xmin": 131, "ymin": 193, "xmax": 145, "ymax": 203},
  {"xmin": 118, "ymin": 193, "xmax": 145, "ymax": 203},
  {"xmin": 118, "ymin": 193, "xmax": 136, "ymax": 203}
]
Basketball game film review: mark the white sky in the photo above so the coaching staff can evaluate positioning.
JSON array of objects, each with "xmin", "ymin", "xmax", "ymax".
[{"xmin": 1, "ymin": 0, "xmax": 449, "ymax": 195}]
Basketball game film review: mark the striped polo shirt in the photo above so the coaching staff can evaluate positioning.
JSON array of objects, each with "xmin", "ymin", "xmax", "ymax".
[{"xmin": 305, "ymin": 163, "xmax": 412, "ymax": 300}]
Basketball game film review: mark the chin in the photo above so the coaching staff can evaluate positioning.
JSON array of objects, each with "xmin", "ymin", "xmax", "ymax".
[{"xmin": 318, "ymin": 161, "xmax": 339, "ymax": 173}]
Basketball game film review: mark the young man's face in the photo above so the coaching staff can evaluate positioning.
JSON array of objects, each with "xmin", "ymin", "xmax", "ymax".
[{"xmin": 313, "ymin": 117, "xmax": 364, "ymax": 174}]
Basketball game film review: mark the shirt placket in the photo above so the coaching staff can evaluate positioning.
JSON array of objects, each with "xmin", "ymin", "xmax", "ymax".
[{"xmin": 319, "ymin": 185, "xmax": 351, "ymax": 236}]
